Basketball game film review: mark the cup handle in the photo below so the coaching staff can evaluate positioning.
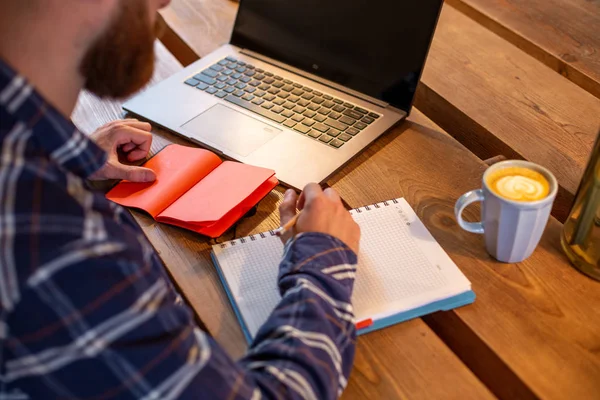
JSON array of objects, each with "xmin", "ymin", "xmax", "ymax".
[{"xmin": 455, "ymin": 189, "xmax": 485, "ymax": 234}]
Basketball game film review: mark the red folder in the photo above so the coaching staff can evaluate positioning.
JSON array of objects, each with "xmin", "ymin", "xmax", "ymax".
[{"xmin": 106, "ymin": 145, "xmax": 278, "ymax": 237}]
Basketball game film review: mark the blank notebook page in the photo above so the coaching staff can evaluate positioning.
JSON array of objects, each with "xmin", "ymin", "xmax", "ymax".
[{"xmin": 212, "ymin": 198, "xmax": 471, "ymax": 339}]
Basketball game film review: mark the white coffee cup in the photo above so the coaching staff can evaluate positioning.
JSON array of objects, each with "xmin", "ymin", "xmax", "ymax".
[{"xmin": 455, "ymin": 160, "xmax": 558, "ymax": 263}]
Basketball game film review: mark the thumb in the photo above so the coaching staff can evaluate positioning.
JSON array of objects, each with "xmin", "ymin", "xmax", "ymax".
[
  {"xmin": 113, "ymin": 164, "xmax": 157, "ymax": 183},
  {"xmin": 279, "ymin": 189, "xmax": 298, "ymax": 225}
]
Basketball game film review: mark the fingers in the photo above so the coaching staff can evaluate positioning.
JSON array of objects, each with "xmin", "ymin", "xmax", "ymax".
[
  {"xmin": 109, "ymin": 119, "xmax": 152, "ymax": 131},
  {"xmin": 323, "ymin": 187, "xmax": 341, "ymax": 204},
  {"xmin": 113, "ymin": 165, "xmax": 157, "ymax": 183},
  {"xmin": 279, "ymin": 189, "xmax": 298, "ymax": 225},
  {"xmin": 113, "ymin": 126, "xmax": 153, "ymax": 161},
  {"xmin": 297, "ymin": 183, "xmax": 323, "ymax": 210}
]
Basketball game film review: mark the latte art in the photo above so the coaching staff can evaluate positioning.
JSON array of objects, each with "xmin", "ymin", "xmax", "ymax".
[{"xmin": 486, "ymin": 166, "xmax": 550, "ymax": 202}]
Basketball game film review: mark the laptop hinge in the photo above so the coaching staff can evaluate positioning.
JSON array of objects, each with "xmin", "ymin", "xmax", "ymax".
[{"xmin": 240, "ymin": 49, "xmax": 389, "ymax": 108}]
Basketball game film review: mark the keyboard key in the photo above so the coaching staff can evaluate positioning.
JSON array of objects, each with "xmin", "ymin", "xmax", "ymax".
[
  {"xmin": 333, "ymin": 98, "xmax": 343, "ymax": 104},
  {"xmin": 303, "ymin": 110, "xmax": 316, "ymax": 118},
  {"xmin": 329, "ymin": 112, "xmax": 341, "ymax": 120},
  {"xmin": 293, "ymin": 106, "xmax": 306, "ymax": 114},
  {"xmin": 206, "ymin": 87, "xmax": 218, "ymax": 94},
  {"xmin": 302, "ymin": 119, "xmax": 315, "ymax": 127},
  {"xmin": 274, "ymin": 75, "xmax": 283, "ymax": 80},
  {"xmin": 215, "ymin": 83, "xmax": 227, "ymax": 89},
  {"xmin": 273, "ymin": 98, "xmax": 285, "ymax": 106},
  {"xmin": 246, "ymin": 64, "xmax": 255, "ymax": 69},
  {"xmin": 283, "ymin": 102, "xmax": 296, "ymax": 110},
  {"xmin": 263, "ymin": 94, "xmax": 276, "ymax": 101},
  {"xmin": 339, "ymin": 116, "xmax": 357, "ymax": 125},
  {"xmin": 210, "ymin": 64, "xmax": 224, "ymax": 72},
  {"xmin": 338, "ymin": 133, "xmax": 352, "ymax": 142},
  {"xmin": 227, "ymin": 78, "xmax": 237, "ymax": 85},
  {"xmin": 236, "ymin": 66, "xmax": 247, "ymax": 73},
  {"xmin": 302, "ymin": 93, "xmax": 315, "ymax": 100},
  {"xmin": 240, "ymin": 76, "xmax": 252, "ymax": 83},
  {"xmin": 217, "ymin": 75, "xmax": 229, "ymax": 82},
  {"xmin": 224, "ymin": 95, "xmax": 286, "ymax": 123},
  {"xmin": 354, "ymin": 106, "xmax": 368, "ymax": 114},
  {"xmin": 283, "ymin": 120, "xmax": 296, "ymax": 128},
  {"xmin": 293, "ymin": 83, "xmax": 303, "ymax": 88},
  {"xmin": 237, "ymin": 61, "xmax": 246, "ymax": 66},
  {"xmin": 291, "ymin": 114, "xmax": 305, "ymax": 122},
  {"xmin": 282, "ymin": 85, "xmax": 294, "ymax": 92},
  {"xmin": 324, "ymin": 118, "xmax": 349, "ymax": 131},
  {"xmin": 283, "ymin": 79, "xmax": 292, "ymax": 84},
  {"xmin": 233, "ymin": 90, "xmax": 245, "ymax": 97},
  {"xmin": 235, "ymin": 82, "xmax": 247, "ymax": 89},
  {"xmin": 343, "ymin": 109, "xmax": 364, "ymax": 120},
  {"xmin": 255, "ymin": 74, "xmax": 265, "ymax": 80},
  {"xmin": 294, "ymin": 124, "xmax": 311, "ymax": 134},
  {"xmin": 227, "ymin": 62, "xmax": 238, "ymax": 69},
  {"xmin": 278, "ymin": 92, "xmax": 290, "ymax": 99},
  {"xmin": 322, "ymin": 101, "xmax": 335, "ymax": 108},
  {"xmin": 317, "ymin": 108, "xmax": 331, "ymax": 115},
  {"xmin": 308, "ymin": 130, "xmax": 321, "ymax": 138},
  {"xmin": 347, "ymin": 127, "xmax": 360, "ymax": 136},
  {"xmin": 224, "ymin": 86, "xmax": 235, "ymax": 93},
  {"xmin": 262, "ymin": 102, "xmax": 274, "ymax": 109},
  {"xmin": 307, "ymin": 104, "xmax": 321, "ymax": 111},
  {"xmin": 255, "ymin": 90, "xmax": 266, "ymax": 97},
  {"xmin": 272, "ymin": 105, "xmax": 284, "ymax": 113},
  {"xmin": 258, "ymin": 84, "xmax": 270, "ymax": 91},
  {"xmin": 256, "ymin": 68, "xmax": 264, "ymax": 73},
  {"xmin": 312, "ymin": 97, "xmax": 325, "ymax": 105},
  {"xmin": 244, "ymin": 70, "xmax": 256, "ymax": 77},
  {"xmin": 318, "ymin": 135, "xmax": 333, "ymax": 144},
  {"xmin": 232, "ymin": 73, "xmax": 243, "ymax": 79},
  {"xmin": 304, "ymin": 87, "xmax": 313, "ymax": 93},
  {"xmin": 354, "ymin": 122, "xmax": 368, "ymax": 130},
  {"xmin": 273, "ymin": 81, "xmax": 285, "ymax": 88},
  {"xmin": 323, "ymin": 94, "xmax": 333, "ymax": 100},
  {"xmin": 264, "ymin": 71, "xmax": 274, "ymax": 77},
  {"xmin": 252, "ymin": 98, "xmax": 265, "ymax": 105},
  {"xmin": 288, "ymin": 96, "xmax": 300, "ymax": 103},
  {"xmin": 196, "ymin": 82, "xmax": 209, "ymax": 90},
  {"xmin": 313, "ymin": 91, "xmax": 323, "ymax": 96},
  {"xmin": 250, "ymin": 80, "xmax": 262, "ymax": 87},
  {"xmin": 329, "ymin": 139, "xmax": 344, "ymax": 148},
  {"xmin": 343, "ymin": 102, "xmax": 354, "ymax": 108},
  {"xmin": 184, "ymin": 78, "xmax": 200, "ymax": 87},
  {"xmin": 328, "ymin": 128, "xmax": 341, "ymax": 137},
  {"xmin": 225, "ymin": 56, "xmax": 237, "ymax": 62},
  {"xmin": 222, "ymin": 69, "xmax": 233, "ymax": 76},
  {"xmin": 298, "ymin": 99, "xmax": 310, "ymax": 107},
  {"xmin": 332, "ymin": 105, "xmax": 345, "ymax": 113},
  {"xmin": 292, "ymin": 89, "xmax": 304, "ymax": 96},
  {"xmin": 314, "ymin": 114, "xmax": 327, "ymax": 123},
  {"xmin": 268, "ymin": 88, "xmax": 280, "ymax": 95},
  {"xmin": 282, "ymin": 110, "xmax": 294, "ymax": 118},
  {"xmin": 369, "ymin": 112, "xmax": 380, "ymax": 119},
  {"xmin": 218, "ymin": 59, "xmax": 230, "ymax": 66},
  {"xmin": 263, "ymin": 77, "xmax": 275, "ymax": 84},
  {"xmin": 215, "ymin": 91, "xmax": 228, "ymax": 98},
  {"xmin": 202, "ymin": 69, "xmax": 219, "ymax": 78},
  {"xmin": 194, "ymin": 74, "xmax": 217, "ymax": 85},
  {"xmin": 245, "ymin": 87, "xmax": 257, "ymax": 93},
  {"xmin": 361, "ymin": 116, "xmax": 375, "ymax": 124},
  {"xmin": 241, "ymin": 93, "xmax": 254, "ymax": 101}
]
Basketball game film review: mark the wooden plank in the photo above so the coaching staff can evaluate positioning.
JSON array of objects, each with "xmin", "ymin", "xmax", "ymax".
[
  {"xmin": 330, "ymin": 108, "xmax": 600, "ymax": 400},
  {"xmin": 415, "ymin": 4, "xmax": 600, "ymax": 223},
  {"xmin": 446, "ymin": 0, "xmax": 600, "ymax": 99},
  {"xmin": 72, "ymin": 40, "xmax": 494, "ymax": 398}
]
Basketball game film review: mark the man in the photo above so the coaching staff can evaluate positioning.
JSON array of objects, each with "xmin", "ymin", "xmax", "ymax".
[{"xmin": 0, "ymin": 0, "xmax": 361, "ymax": 399}]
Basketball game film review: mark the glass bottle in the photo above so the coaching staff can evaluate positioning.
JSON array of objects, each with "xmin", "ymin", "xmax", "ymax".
[{"xmin": 561, "ymin": 129, "xmax": 600, "ymax": 281}]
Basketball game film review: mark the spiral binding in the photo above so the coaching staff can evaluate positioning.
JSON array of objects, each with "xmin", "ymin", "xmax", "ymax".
[{"xmin": 217, "ymin": 198, "xmax": 402, "ymax": 249}]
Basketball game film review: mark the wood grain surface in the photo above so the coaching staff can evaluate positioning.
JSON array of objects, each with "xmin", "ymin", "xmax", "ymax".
[
  {"xmin": 415, "ymin": 4, "xmax": 600, "ymax": 222},
  {"xmin": 72, "ymin": 40, "xmax": 494, "ymax": 398},
  {"xmin": 446, "ymin": 0, "xmax": 600, "ymax": 99},
  {"xmin": 330, "ymin": 109, "xmax": 600, "ymax": 400}
]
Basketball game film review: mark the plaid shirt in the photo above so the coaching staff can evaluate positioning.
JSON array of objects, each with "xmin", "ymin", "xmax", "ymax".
[{"xmin": 0, "ymin": 59, "xmax": 357, "ymax": 400}]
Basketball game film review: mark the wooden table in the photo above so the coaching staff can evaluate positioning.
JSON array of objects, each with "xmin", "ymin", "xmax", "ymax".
[{"xmin": 73, "ymin": 1, "xmax": 600, "ymax": 398}]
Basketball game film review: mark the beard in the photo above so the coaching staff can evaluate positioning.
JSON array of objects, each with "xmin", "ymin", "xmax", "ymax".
[{"xmin": 80, "ymin": 0, "xmax": 159, "ymax": 99}]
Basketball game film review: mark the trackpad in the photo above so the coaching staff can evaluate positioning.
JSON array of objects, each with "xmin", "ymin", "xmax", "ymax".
[{"xmin": 181, "ymin": 104, "xmax": 281, "ymax": 157}]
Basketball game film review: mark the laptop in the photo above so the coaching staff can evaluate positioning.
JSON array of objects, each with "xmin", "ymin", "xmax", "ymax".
[{"xmin": 124, "ymin": 0, "xmax": 444, "ymax": 190}]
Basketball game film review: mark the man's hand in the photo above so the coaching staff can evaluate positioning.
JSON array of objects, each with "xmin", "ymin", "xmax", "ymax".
[
  {"xmin": 88, "ymin": 119, "xmax": 156, "ymax": 182},
  {"xmin": 279, "ymin": 183, "xmax": 360, "ymax": 254}
]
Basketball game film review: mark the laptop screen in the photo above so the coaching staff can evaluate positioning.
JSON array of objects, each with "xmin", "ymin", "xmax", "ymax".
[{"xmin": 231, "ymin": 0, "xmax": 444, "ymax": 113}]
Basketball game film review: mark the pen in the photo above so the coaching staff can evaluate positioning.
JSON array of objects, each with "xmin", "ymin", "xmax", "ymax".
[{"xmin": 274, "ymin": 211, "xmax": 302, "ymax": 236}]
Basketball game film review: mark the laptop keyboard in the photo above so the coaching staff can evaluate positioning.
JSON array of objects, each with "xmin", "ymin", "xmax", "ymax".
[{"xmin": 183, "ymin": 57, "xmax": 380, "ymax": 149}]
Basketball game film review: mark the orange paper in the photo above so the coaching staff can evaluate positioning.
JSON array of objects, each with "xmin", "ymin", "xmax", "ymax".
[{"xmin": 106, "ymin": 145, "xmax": 278, "ymax": 237}]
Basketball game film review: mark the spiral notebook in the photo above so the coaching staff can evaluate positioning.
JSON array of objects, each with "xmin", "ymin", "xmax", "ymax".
[{"xmin": 211, "ymin": 198, "xmax": 475, "ymax": 342}]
